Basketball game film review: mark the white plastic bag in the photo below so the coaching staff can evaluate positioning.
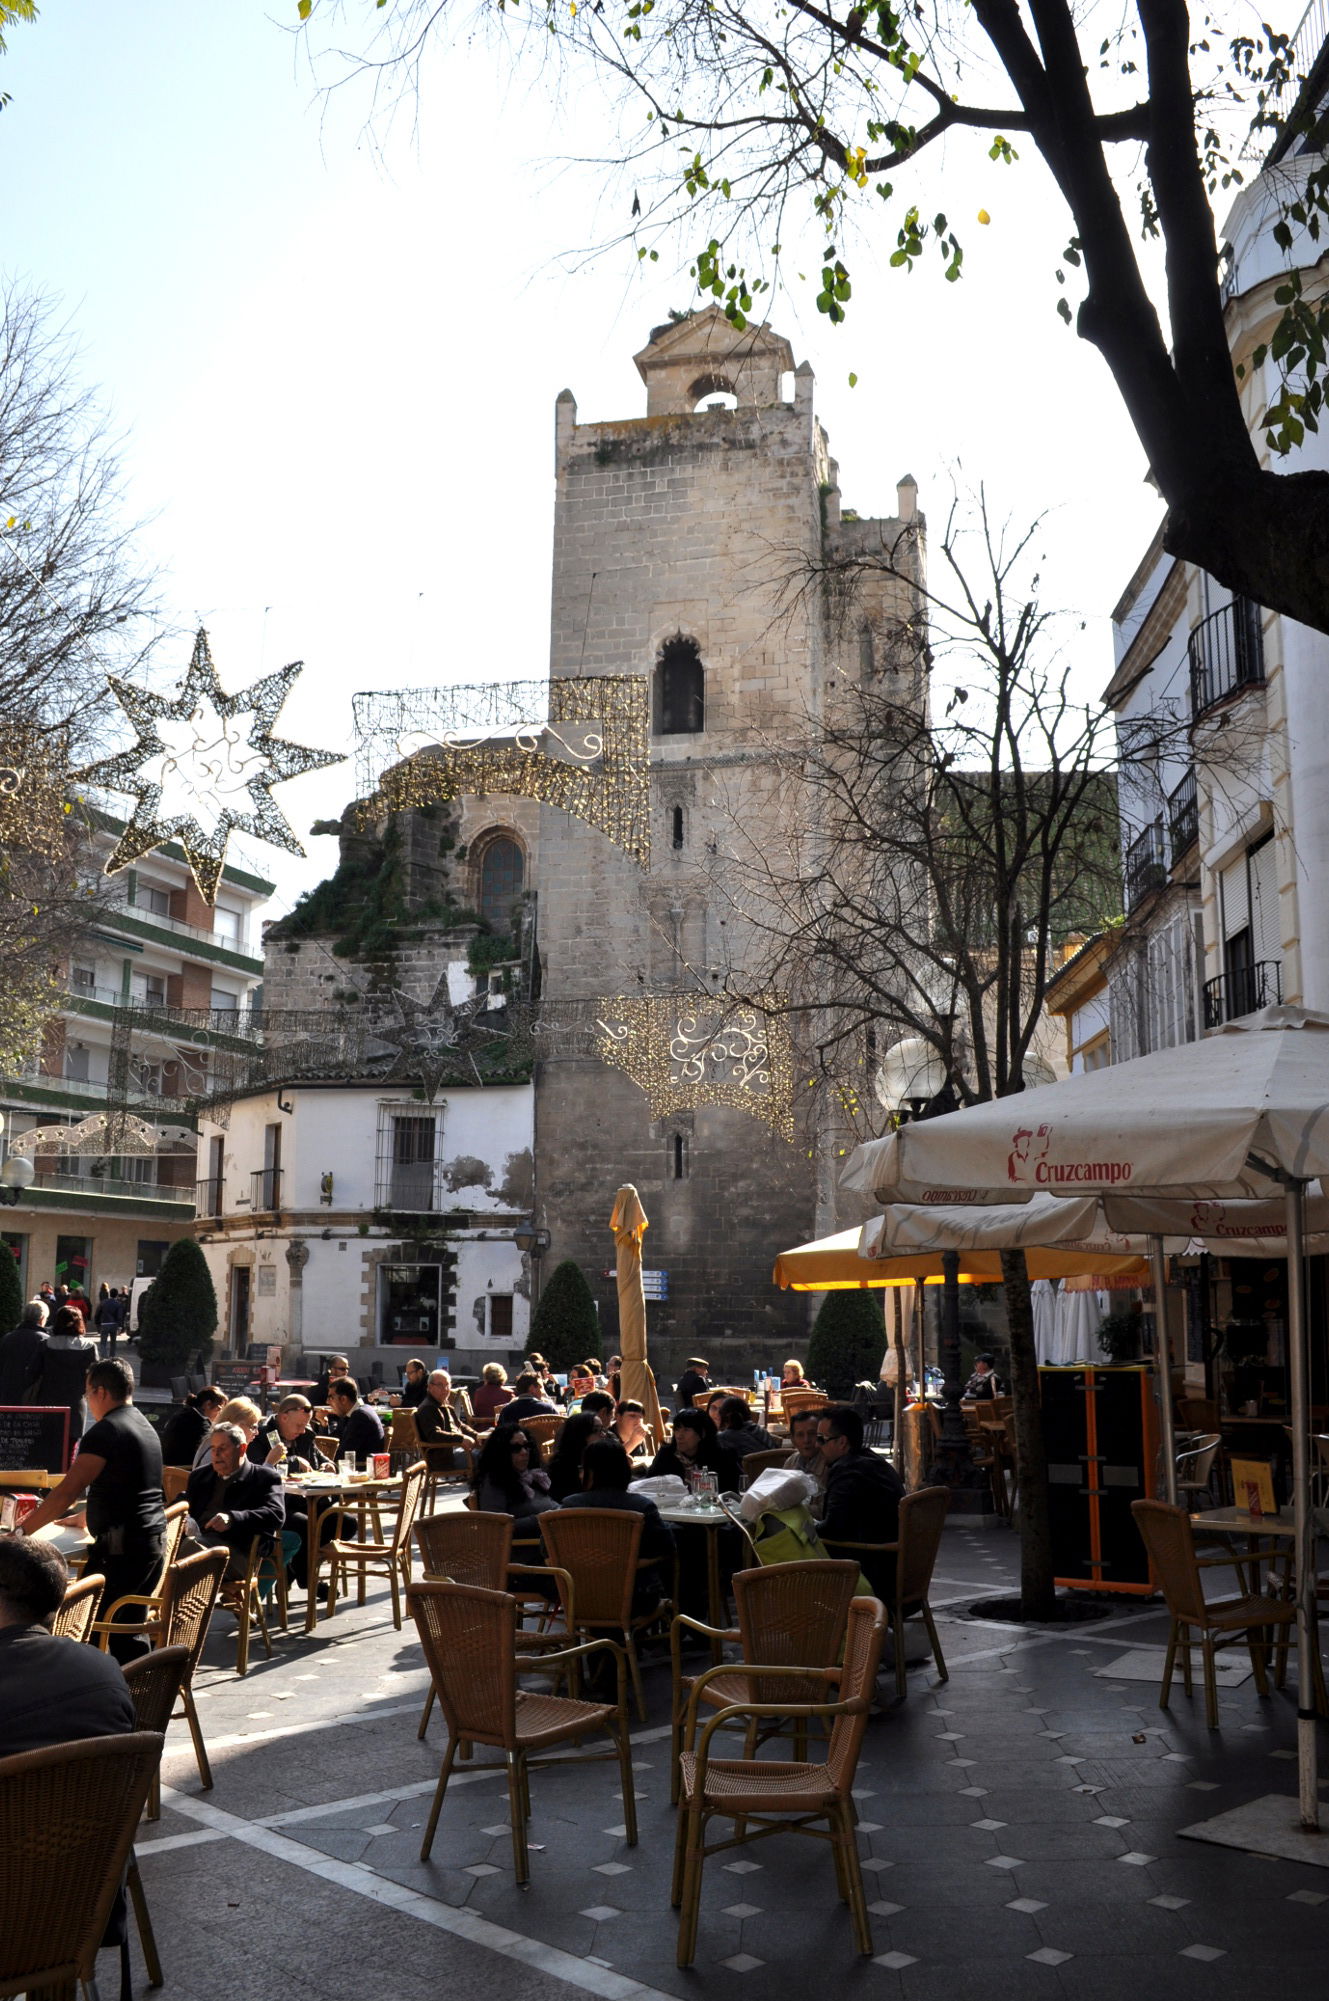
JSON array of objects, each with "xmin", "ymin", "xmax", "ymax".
[{"xmin": 737, "ymin": 1466, "xmax": 818, "ymax": 1522}]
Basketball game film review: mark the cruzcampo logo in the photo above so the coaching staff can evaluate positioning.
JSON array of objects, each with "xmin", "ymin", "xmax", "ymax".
[{"xmin": 1007, "ymin": 1123, "xmax": 1134, "ymax": 1188}]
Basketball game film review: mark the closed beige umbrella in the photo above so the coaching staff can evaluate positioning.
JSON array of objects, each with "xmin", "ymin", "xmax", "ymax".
[{"xmin": 611, "ymin": 1184, "xmax": 665, "ymax": 1444}]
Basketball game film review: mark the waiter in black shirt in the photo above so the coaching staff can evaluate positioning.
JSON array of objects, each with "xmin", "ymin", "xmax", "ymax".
[{"xmin": 21, "ymin": 1356, "xmax": 166, "ymax": 1663}]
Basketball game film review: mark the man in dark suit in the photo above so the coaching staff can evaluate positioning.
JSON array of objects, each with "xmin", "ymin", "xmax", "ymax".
[
  {"xmin": 673, "ymin": 1357, "xmax": 710, "ymax": 1412},
  {"xmin": 0, "ymin": 1538, "xmax": 134, "ymax": 1756},
  {"xmin": 0, "ymin": 1300, "xmax": 48, "ymax": 1404},
  {"xmin": 185, "ymin": 1423, "xmax": 285, "ymax": 1580},
  {"xmin": 817, "ymin": 1405, "xmax": 905, "ymax": 1601}
]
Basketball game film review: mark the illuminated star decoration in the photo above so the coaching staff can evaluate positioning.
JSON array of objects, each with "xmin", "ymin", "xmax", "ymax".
[{"xmin": 78, "ymin": 627, "xmax": 344, "ymax": 903}]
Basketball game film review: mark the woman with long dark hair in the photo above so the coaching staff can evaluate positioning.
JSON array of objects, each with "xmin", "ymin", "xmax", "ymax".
[
  {"xmin": 644, "ymin": 1408, "xmax": 726, "ymax": 1482},
  {"xmin": 546, "ymin": 1411, "xmax": 600, "ymax": 1501},
  {"xmin": 470, "ymin": 1425, "xmax": 557, "ymax": 1521},
  {"xmin": 32, "ymin": 1305, "xmax": 97, "ymax": 1443}
]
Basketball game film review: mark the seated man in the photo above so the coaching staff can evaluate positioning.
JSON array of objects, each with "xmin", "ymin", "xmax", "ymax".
[
  {"xmin": 415, "ymin": 1368, "xmax": 479, "ymax": 1472},
  {"xmin": 713, "ymin": 1395, "xmax": 776, "ymax": 1485},
  {"xmin": 964, "ymin": 1353, "xmax": 1003, "ymax": 1400},
  {"xmin": 185, "ymin": 1423, "xmax": 286, "ymax": 1580},
  {"xmin": 783, "ymin": 1406, "xmax": 828, "ymax": 1516},
  {"xmin": 816, "ymin": 1405, "xmax": 905, "ymax": 1601},
  {"xmin": 498, "ymin": 1369, "xmax": 559, "ymax": 1425},
  {"xmin": 580, "ymin": 1389, "xmax": 617, "ymax": 1431},
  {"xmin": 327, "ymin": 1377, "xmax": 386, "ymax": 1465},
  {"xmin": 0, "ymin": 1538, "xmax": 134, "ymax": 1756}
]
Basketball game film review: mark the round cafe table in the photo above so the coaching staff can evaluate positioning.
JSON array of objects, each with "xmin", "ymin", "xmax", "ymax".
[{"xmin": 658, "ymin": 1499, "xmax": 733, "ymax": 1661}]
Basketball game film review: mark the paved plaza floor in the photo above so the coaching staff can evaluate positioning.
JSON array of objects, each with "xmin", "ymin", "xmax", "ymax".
[{"xmin": 119, "ymin": 1511, "xmax": 1329, "ymax": 2001}]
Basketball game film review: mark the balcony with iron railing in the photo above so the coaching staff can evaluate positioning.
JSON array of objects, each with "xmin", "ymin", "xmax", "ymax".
[
  {"xmin": 30, "ymin": 1164, "xmax": 194, "ymax": 1205},
  {"xmin": 1203, "ymin": 958, "xmax": 1283, "ymax": 1029},
  {"xmin": 1125, "ymin": 820, "xmax": 1169, "ymax": 910},
  {"xmin": 1189, "ymin": 598, "xmax": 1265, "ymax": 720},
  {"xmin": 250, "ymin": 1166, "xmax": 283, "ymax": 1212},
  {"xmin": 196, "ymin": 1176, "xmax": 224, "ymax": 1219},
  {"xmin": 1167, "ymin": 766, "xmax": 1199, "ymax": 860}
]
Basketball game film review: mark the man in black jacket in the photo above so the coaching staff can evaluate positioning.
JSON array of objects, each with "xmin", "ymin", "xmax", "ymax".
[
  {"xmin": 0, "ymin": 1300, "xmax": 48, "ymax": 1403},
  {"xmin": 328, "ymin": 1376, "xmax": 385, "ymax": 1465},
  {"xmin": 0, "ymin": 1538, "xmax": 134, "ymax": 1757},
  {"xmin": 817, "ymin": 1405, "xmax": 905, "ymax": 1601},
  {"xmin": 185, "ymin": 1423, "xmax": 285, "ymax": 1579},
  {"xmin": 673, "ymin": 1357, "xmax": 710, "ymax": 1412}
]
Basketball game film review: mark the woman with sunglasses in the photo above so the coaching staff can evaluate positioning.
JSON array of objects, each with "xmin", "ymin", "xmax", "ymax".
[{"xmin": 470, "ymin": 1424, "xmax": 557, "ymax": 1521}]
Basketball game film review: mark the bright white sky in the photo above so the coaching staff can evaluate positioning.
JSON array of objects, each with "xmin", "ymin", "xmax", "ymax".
[{"xmin": 0, "ymin": 0, "xmax": 1296, "ymax": 916}]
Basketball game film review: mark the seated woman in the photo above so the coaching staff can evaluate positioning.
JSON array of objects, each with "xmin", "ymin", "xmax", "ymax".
[
  {"xmin": 191, "ymin": 1396, "xmax": 263, "ymax": 1469},
  {"xmin": 612, "ymin": 1399, "xmax": 652, "ymax": 1463},
  {"xmin": 160, "ymin": 1385, "xmax": 225, "ymax": 1467},
  {"xmin": 471, "ymin": 1362, "xmax": 515, "ymax": 1428},
  {"xmin": 647, "ymin": 1408, "xmax": 727, "ymax": 1484},
  {"xmin": 470, "ymin": 1424, "xmax": 558, "ymax": 1523},
  {"xmin": 781, "ymin": 1358, "xmax": 810, "ymax": 1389},
  {"xmin": 546, "ymin": 1411, "xmax": 600, "ymax": 1502}
]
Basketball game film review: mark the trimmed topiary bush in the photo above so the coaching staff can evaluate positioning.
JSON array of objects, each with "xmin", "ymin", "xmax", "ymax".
[
  {"xmin": 136, "ymin": 1238, "xmax": 218, "ymax": 1372},
  {"xmin": 807, "ymin": 1289, "xmax": 886, "ymax": 1398},
  {"xmin": 528, "ymin": 1259, "xmax": 600, "ymax": 1372},
  {"xmin": 0, "ymin": 1241, "xmax": 23, "ymax": 1333}
]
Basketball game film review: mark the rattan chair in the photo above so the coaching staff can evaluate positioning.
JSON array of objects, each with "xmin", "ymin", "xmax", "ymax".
[
  {"xmin": 158, "ymin": 1547, "xmax": 228, "ymax": 1791},
  {"xmin": 741, "ymin": 1448, "xmax": 791, "ymax": 1483},
  {"xmin": 779, "ymin": 1389, "xmax": 829, "ymax": 1421},
  {"xmin": 407, "ymin": 1577, "xmax": 636, "ymax": 1885},
  {"xmin": 324, "ymin": 1460, "xmax": 427, "ymax": 1629},
  {"xmin": 220, "ymin": 1534, "xmax": 280, "ymax": 1676},
  {"xmin": 672, "ymin": 1594, "xmax": 887, "ymax": 1967},
  {"xmin": 522, "ymin": 1412, "xmax": 565, "ymax": 1464},
  {"xmin": 162, "ymin": 1465, "xmax": 192, "ymax": 1506},
  {"xmin": 1131, "ymin": 1498, "xmax": 1297, "ymax": 1728},
  {"xmin": 0, "ymin": 1732, "xmax": 163, "ymax": 2001},
  {"xmin": 50, "ymin": 1570, "xmax": 105, "ymax": 1643},
  {"xmin": 413, "ymin": 1510, "xmax": 575, "ymax": 1736},
  {"xmin": 882, "ymin": 1484, "xmax": 950, "ymax": 1699},
  {"xmin": 539, "ymin": 1506, "xmax": 673, "ymax": 1720},
  {"xmin": 670, "ymin": 1559, "xmax": 860, "ymax": 1800},
  {"xmin": 90, "ymin": 1499, "xmax": 190, "ymax": 1651},
  {"xmin": 123, "ymin": 1640, "xmax": 192, "ymax": 1826},
  {"xmin": 1176, "ymin": 1433, "xmax": 1223, "ymax": 1511}
]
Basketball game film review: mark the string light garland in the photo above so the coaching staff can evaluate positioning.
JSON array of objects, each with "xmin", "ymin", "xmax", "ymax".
[
  {"xmin": 8, "ymin": 1109, "xmax": 162, "ymax": 1158},
  {"xmin": 593, "ymin": 994, "xmax": 796, "ymax": 1140},
  {"xmin": 351, "ymin": 676, "xmax": 652, "ymax": 866},
  {"xmin": 76, "ymin": 627, "xmax": 343, "ymax": 904}
]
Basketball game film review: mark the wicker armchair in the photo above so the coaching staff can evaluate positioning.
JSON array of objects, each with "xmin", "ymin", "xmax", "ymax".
[
  {"xmin": 672, "ymin": 1594, "xmax": 887, "ymax": 1967},
  {"xmin": 1131, "ymin": 1497, "xmax": 1297, "ymax": 1728},
  {"xmin": 158, "ymin": 1547, "xmax": 228, "ymax": 1790},
  {"xmin": 670, "ymin": 1559, "xmax": 860, "ymax": 1801},
  {"xmin": 122, "ymin": 1640, "xmax": 193, "ymax": 1826},
  {"xmin": 521, "ymin": 1412, "xmax": 565, "ymax": 1463},
  {"xmin": 0, "ymin": 1732, "xmax": 163, "ymax": 2000},
  {"xmin": 539, "ymin": 1507, "xmax": 673, "ymax": 1720},
  {"xmin": 90, "ymin": 1499, "xmax": 190, "ymax": 1651},
  {"xmin": 741, "ymin": 1448, "xmax": 791, "ymax": 1483},
  {"xmin": 219, "ymin": 1534, "xmax": 283, "ymax": 1677},
  {"xmin": 882, "ymin": 1484, "xmax": 950, "ymax": 1700},
  {"xmin": 324, "ymin": 1460, "xmax": 427, "ymax": 1630},
  {"xmin": 413, "ymin": 1510, "xmax": 575, "ymax": 1737},
  {"xmin": 162, "ymin": 1465, "xmax": 192, "ymax": 1506},
  {"xmin": 407, "ymin": 1577, "xmax": 636, "ymax": 1885},
  {"xmin": 50, "ymin": 1570, "xmax": 105, "ymax": 1643}
]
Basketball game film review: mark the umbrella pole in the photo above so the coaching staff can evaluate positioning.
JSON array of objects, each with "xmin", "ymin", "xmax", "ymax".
[
  {"xmin": 1284, "ymin": 1175, "xmax": 1319, "ymax": 1832},
  {"xmin": 1149, "ymin": 1236, "xmax": 1178, "ymax": 1506}
]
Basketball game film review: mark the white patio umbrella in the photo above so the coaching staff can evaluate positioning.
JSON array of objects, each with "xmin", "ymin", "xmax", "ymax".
[
  {"xmin": 1031, "ymin": 1279, "xmax": 1059, "ymax": 1364},
  {"xmin": 843, "ymin": 1005, "xmax": 1329, "ymax": 1831},
  {"xmin": 1055, "ymin": 1285, "xmax": 1106, "ymax": 1364}
]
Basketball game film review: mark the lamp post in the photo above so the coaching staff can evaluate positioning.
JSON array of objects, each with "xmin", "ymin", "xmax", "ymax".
[
  {"xmin": 0, "ymin": 1156, "xmax": 35, "ymax": 1207},
  {"xmin": 513, "ymin": 1222, "xmax": 551, "ymax": 1311}
]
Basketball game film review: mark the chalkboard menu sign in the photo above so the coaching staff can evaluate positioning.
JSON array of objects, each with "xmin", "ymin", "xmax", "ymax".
[
  {"xmin": 214, "ymin": 1362, "xmax": 257, "ymax": 1399},
  {"xmin": 0, "ymin": 1404, "xmax": 71, "ymax": 1475}
]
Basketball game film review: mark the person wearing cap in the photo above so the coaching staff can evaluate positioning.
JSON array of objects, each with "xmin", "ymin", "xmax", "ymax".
[
  {"xmin": 964, "ymin": 1354, "xmax": 1003, "ymax": 1400},
  {"xmin": 674, "ymin": 1357, "xmax": 711, "ymax": 1411}
]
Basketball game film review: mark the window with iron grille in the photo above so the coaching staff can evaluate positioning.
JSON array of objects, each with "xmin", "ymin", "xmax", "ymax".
[{"xmin": 376, "ymin": 1103, "xmax": 442, "ymax": 1210}]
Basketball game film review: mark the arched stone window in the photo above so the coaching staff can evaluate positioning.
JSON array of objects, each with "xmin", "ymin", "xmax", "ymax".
[
  {"xmin": 476, "ymin": 834, "xmax": 525, "ymax": 932},
  {"xmin": 690, "ymin": 373, "xmax": 738, "ymax": 411},
  {"xmin": 655, "ymin": 636, "xmax": 705, "ymax": 735}
]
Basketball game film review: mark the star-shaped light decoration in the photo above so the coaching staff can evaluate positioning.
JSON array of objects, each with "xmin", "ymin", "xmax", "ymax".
[{"xmin": 77, "ymin": 627, "xmax": 344, "ymax": 903}]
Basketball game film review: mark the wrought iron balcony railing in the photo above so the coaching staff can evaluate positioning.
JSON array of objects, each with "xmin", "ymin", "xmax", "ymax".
[
  {"xmin": 250, "ymin": 1166, "xmax": 283, "ymax": 1212},
  {"xmin": 196, "ymin": 1176, "xmax": 224, "ymax": 1219},
  {"xmin": 1203, "ymin": 958, "xmax": 1282, "ymax": 1029},
  {"xmin": 1125, "ymin": 820, "xmax": 1169, "ymax": 910},
  {"xmin": 1167, "ymin": 765, "xmax": 1199, "ymax": 860},
  {"xmin": 1189, "ymin": 598, "xmax": 1264, "ymax": 719}
]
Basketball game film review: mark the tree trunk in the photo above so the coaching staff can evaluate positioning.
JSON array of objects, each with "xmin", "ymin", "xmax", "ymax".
[{"xmin": 1001, "ymin": 1245, "xmax": 1056, "ymax": 1619}]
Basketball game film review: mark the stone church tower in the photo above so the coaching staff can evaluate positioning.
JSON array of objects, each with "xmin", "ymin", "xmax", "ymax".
[{"xmin": 534, "ymin": 308, "xmax": 924, "ymax": 1376}]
